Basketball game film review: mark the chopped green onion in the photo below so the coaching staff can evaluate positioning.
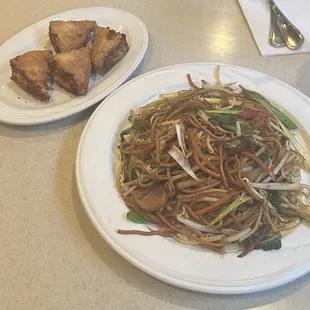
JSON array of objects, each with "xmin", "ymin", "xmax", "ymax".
[
  {"xmin": 224, "ymin": 138, "xmax": 250, "ymax": 155},
  {"xmin": 207, "ymin": 195, "xmax": 252, "ymax": 228},
  {"xmin": 127, "ymin": 210, "xmax": 148, "ymax": 224},
  {"xmin": 275, "ymin": 115, "xmax": 307, "ymax": 155},
  {"xmin": 205, "ymin": 98, "xmax": 222, "ymax": 104},
  {"xmin": 240, "ymin": 86, "xmax": 297, "ymax": 130},
  {"xmin": 205, "ymin": 109, "xmax": 241, "ymax": 115},
  {"xmin": 209, "ymin": 114, "xmax": 236, "ymax": 125},
  {"xmin": 120, "ymin": 120, "xmax": 148, "ymax": 142}
]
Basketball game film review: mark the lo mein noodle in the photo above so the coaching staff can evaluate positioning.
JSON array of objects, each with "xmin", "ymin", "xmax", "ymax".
[{"xmin": 116, "ymin": 66, "xmax": 310, "ymax": 257}]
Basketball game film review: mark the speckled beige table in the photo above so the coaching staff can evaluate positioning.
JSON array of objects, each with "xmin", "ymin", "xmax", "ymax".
[{"xmin": 1, "ymin": 1, "xmax": 310, "ymax": 309}]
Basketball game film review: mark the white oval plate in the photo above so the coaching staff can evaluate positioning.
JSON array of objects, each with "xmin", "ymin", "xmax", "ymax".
[
  {"xmin": 76, "ymin": 63, "xmax": 310, "ymax": 294},
  {"xmin": 0, "ymin": 7, "xmax": 148, "ymax": 125}
]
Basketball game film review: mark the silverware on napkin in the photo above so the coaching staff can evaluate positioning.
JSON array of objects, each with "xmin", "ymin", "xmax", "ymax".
[
  {"xmin": 269, "ymin": 4, "xmax": 285, "ymax": 47},
  {"xmin": 269, "ymin": 0, "xmax": 304, "ymax": 50}
]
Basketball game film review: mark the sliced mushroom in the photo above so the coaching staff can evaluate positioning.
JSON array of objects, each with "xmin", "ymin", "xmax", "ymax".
[{"xmin": 131, "ymin": 184, "xmax": 168, "ymax": 211}]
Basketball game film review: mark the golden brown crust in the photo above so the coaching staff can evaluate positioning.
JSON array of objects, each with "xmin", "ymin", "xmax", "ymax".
[
  {"xmin": 49, "ymin": 20, "xmax": 97, "ymax": 53},
  {"xmin": 50, "ymin": 47, "xmax": 91, "ymax": 96},
  {"xmin": 10, "ymin": 50, "xmax": 53, "ymax": 102},
  {"xmin": 91, "ymin": 26, "xmax": 129, "ymax": 74}
]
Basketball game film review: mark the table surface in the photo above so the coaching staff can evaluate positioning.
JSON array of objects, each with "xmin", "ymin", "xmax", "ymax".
[{"xmin": 1, "ymin": 1, "xmax": 310, "ymax": 309}]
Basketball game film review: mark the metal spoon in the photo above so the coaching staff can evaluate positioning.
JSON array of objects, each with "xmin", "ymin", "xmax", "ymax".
[
  {"xmin": 269, "ymin": 5, "xmax": 285, "ymax": 47},
  {"xmin": 269, "ymin": 0, "xmax": 304, "ymax": 50}
]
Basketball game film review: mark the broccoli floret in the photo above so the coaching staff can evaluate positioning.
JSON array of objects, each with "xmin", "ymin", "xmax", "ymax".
[{"xmin": 255, "ymin": 233, "xmax": 282, "ymax": 251}]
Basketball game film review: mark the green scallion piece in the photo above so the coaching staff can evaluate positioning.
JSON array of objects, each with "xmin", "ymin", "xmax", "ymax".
[
  {"xmin": 127, "ymin": 210, "xmax": 148, "ymax": 224},
  {"xmin": 207, "ymin": 195, "xmax": 252, "ymax": 228}
]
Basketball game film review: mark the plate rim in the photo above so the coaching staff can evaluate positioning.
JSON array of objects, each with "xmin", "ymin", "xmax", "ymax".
[
  {"xmin": 0, "ymin": 7, "xmax": 148, "ymax": 125},
  {"xmin": 76, "ymin": 62, "xmax": 310, "ymax": 294}
]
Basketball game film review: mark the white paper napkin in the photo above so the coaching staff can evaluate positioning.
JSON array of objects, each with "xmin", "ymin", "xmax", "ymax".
[{"xmin": 238, "ymin": 0, "xmax": 310, "ymax": 56}]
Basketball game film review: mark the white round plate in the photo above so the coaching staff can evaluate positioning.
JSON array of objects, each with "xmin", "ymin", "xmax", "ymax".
[
  {"xmin": 0, "ymin": 7, "xmax": 148, "ymax": 125},
  {"xmin": 76, "ymin": 63, "xmax": 310, "ymax": 294}
]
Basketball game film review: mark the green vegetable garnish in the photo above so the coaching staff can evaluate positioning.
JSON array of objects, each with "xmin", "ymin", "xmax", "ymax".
[
  {"xmin": 120, "ymin": 119, "xmax": 148, "ymax": 142},
  {"xmin": 224, "ymin": 139, "xmax": 249, "ymax": 155},
  {"xmin": 275, "ymin": 115, "xmax": 307, "ymax": 155},
  {"xmin": 204, "ymin": 98, "xmax": 222, "ymax": 104},
  {"xmin": 245, "ymin": 152, "xmax": 270, "ymax": 171},
  {"xmin": 207, "ymin": 195, "xmax": 252, "ymax": 228},
  {"xmin": 209, "ymin": 115, "xmax": 254, "ymax": 137},
  {"xmin": 205, "ymin": 109, "xmax": 241, "ymax": 115},
  {"xmin": 240, "ymin": 122, "xmax": 255, "ymax": 136},
  {"xmin": 239, "ymin": 224, "xmax": 271, "ymax": 257},
  {"xmin": 269, "ymin": 190, "xmax": 290, "ymax": 208},
  {"xmin": 222, "ymin": 121, "xmax": 253, "ymax": 155},
  {"xmin": 209, "ymin": 114, "xmax": 236, "ymax": 125},
  {"xmin": 255, "ymin": 233, "xmax": 282, "ymax": 251},
  {"xmin": 123, "ymin": 158, "xmax": 130, "ymax": 182},
  {"xmin": 220, "ymin": 123, "xmax": 236, "ymax": 131},
  {"xmin": 240, "ymin": 86, "xmax": 297, "ymax": 130},
  {"xmin": 127, "ymin": 210, "xmax": 148, "ymax": 224}
]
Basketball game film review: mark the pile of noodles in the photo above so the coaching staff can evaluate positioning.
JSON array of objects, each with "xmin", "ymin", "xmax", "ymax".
[{"xmin": 116, "ymin": 66, "xmax": 310, "ymax": 257}]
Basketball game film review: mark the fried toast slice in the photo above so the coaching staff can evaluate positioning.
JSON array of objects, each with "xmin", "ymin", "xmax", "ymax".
[
  {"xmin": 91, "ymin": 26, "xmax": 129, "ymax": 74},
  {"xmin": 49, "ymin": 20, "xmax": 97, "ymax": 53},
  {"xmin": 50, "ymin": 47, "xmax": 91, "ymax": 96},
  {"xmin": 10, "ymin": 50, "xmax": 53, "ymax": 102}
]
